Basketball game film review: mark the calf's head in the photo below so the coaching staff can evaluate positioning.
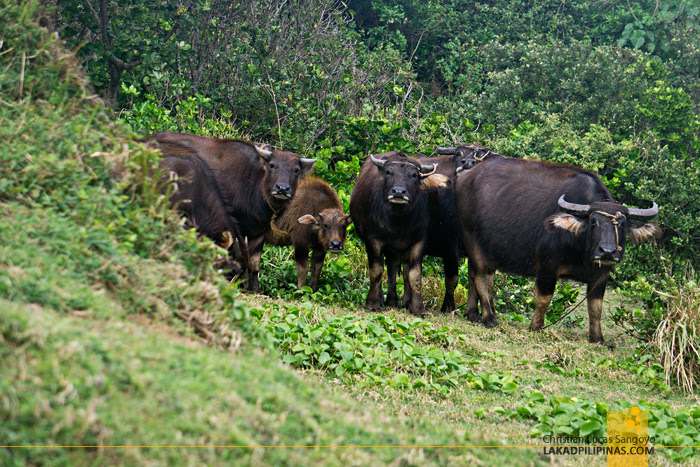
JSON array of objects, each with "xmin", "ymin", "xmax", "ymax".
[
  {"xmin": 369, "ymin": 152, "xmax": 449, "ymax": 210},
  {"xmin": 546, "ymin": 195, "xmax": 661, "ymax": 267},
  {"xmin": 298, "ymin": 209, "xmax": 352, "ymax": 253},
  {"xmin": 255, "ymin": 145, "xmax": 316, "ymax": 210},
  {"xmin": 437, "ymin": 144, "xmax": 494, "ymax": 174}
]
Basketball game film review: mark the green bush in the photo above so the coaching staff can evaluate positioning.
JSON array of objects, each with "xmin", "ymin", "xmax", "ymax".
[
  {"xmin": 612, "ymin": 277, "xmax": 669, "ymax": 343},
  {"xmin": 462, "ymin": 40, "xmax": 651, "ymax": 136},
  {"xmin": 637, "ymin": 60, "xmax": 700, "ymax": 156},
  {"xmin": 57, "ymin": 0, "xmax": 415, "ymax": 150},
  {"xmin": 120, "ymin": 91, "xmax": 241, "ymax": 138}
]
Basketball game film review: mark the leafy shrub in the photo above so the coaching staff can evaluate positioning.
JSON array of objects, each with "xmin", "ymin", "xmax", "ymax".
[
  {"xmin": 57, "ymin": 0, "xmax": 414, "ymax": 149},
  {"xmin": 615, "ymin": 0, "xmax": 699, "ymax": 60},
  {"xmin": 615, "ymin": 137, "xmax": 700, "ymax": 270},
  {"xmin": 543, "ymin": 284, "xmax": 582, "ymax": 328},
  {"xmin": 475, "ymin": 270, "xmax": 580, "ymax": 328},
  {"xmin": 259, "ymin": 239, "xmax": 368, "ymax": 308},
  {"xmin": 492, "ymin": 115, "xmax": 615, "ymax": 172},
  {"xmin": 612, "ymin": 277, "xmax": 668, "ymax": 342},
  {"xmin": 350, "ymin": 0, "xmax": 699, "ymax": 87},
  {"xmin": 596, "ymin": 351, "xmax": 671, "ymax": 393},
  {"xmin": 259, "ymin": 301, "xmax": 519, "ymax": 395},
  {"xmin": 459, "ymin": 40, "xmax": 651, "ymax": 136},
  {"xmin": 666, "ymin": 24, "xmax": 700, "ymax": 105},
  {"xmin": 120, "ymin": 91, "xmax": 242, "ymax": 138},
  {"xmin": 637, "ymin": 60, "xmax": 700, "ymax": 156},
  {"xmin": 491, "ymin": 273, "xmax": 534, "ymax": 319},
  {"xmin": 510, "ymin": 395, "xmax": 700, "ymax": 461}
]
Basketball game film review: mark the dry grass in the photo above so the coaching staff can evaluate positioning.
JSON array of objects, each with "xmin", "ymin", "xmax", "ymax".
[{"xmin": 654, "ymin": 278, "xmax": 700, "ymax": 394}]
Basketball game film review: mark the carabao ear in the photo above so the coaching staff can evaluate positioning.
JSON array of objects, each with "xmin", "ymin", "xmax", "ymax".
[
  {"xmin": 627, "ymin": 221, "xmax": 661, "ymax": 244},
  {"xmin": 420, "ymin": 173, "xmax": 450, "ymax": 191},
  {"xmin": 343, "ymin": 215, "xmax": 352, "ymax": 227},
  {"xmin": 545, "ymin": 212, "xmax": 586, "ymax": 236},
  {"xmin": 219, "ymin": 231, "xmax": 234, "ymax": 249},
  {"xmin": 298, "ymin": 214, "xmax": 320, "ymax": 227}
]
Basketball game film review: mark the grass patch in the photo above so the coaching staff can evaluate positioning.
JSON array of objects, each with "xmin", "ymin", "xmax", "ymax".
[
  {"xmin": 244, "ymin": 292, "xmax": 700, "ymax": 461},
  {"xmin": 0, "ymin": 300, "xmax": 546, "ymax": 466}
]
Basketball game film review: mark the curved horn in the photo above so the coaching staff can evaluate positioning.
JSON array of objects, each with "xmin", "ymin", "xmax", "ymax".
[
  {"xmin": 436, "ymin": 146, "xmax": 457, "ymax": 155},
  {"xmin": 369, "ymin": 154, "xmax": 386, "ymax": 169},
  {"xmin": 627, "ymin": 202, "xmax": 659, "ymax": 221},
  {"xmin": 557, "ymin": 194, "xmax": 590, "ymax": 216},
  {"xmin": 474, "ymin": 150, "xmax": 492, "ymax": 161},
  {"xmin": 420, "ymin": 162, "xmax": 438, "ymax": 176},
  {"xmin": 255, "ymin": 145, "xmax": 272, "ymax": 160},
  {"xmin": 300, "ymin": 157, "xmax": 317, "ymax": 165}
]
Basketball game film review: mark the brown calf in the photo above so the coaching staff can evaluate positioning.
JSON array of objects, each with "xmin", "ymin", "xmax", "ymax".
[{"xmin": 266, "ymin": 177, "xmax": 351, "ymax": 291}]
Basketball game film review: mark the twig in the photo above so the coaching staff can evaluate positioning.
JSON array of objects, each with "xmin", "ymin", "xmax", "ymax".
[
  {"xmin": 176, "ymin": 310, "xmax": 216, "ymax": 344},
  {"xmin": 542, "ymin": 293, "xmax": 587, "ymax": 329},
  {"xmin": 408, "ymin": 31, "xmax": 424, "ymax": 64},
  {"xmin": 109, "ymin": 53, "xmax": 141, "ymax": 70},
  {"xmin": 19, "ymin": 52, "xmax": 25, "ymax": 98},
  {"xmin": 265, "ymin": 71, "xmax": 283, "ymax": 149},
  {"xmin": 626, "ymin": 0, "xmax": 639, "ymax": 21}
]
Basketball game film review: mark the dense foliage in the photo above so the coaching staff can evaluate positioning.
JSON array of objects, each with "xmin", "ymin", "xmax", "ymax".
[{"xmin": 53, "ymin": 0, "xmax": 700, "ymax": 269}]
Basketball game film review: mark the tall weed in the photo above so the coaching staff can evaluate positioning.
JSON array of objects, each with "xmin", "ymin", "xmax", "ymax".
[{"xmin": 654, "ymin": 276, "xmax": 700, "ymax": 394}]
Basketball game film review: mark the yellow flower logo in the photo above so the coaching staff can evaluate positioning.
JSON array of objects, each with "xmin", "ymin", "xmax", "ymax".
[{"xmin": 625, "ymin": 406, "xmax": 643, "ymax": 430}]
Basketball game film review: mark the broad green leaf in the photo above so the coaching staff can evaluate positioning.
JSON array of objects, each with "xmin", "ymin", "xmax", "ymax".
[
  {"xmin": 579, "ymin": 420, "xmax": 602, "ymax": 437},
  {"xmin": 630, "ymin": 29, "xmax": 645, "ymax": 48},
  {"xmin": 412, "ymin": 379, "xmax": 428, "ymax": 389},
  {"xmin": 392, "ymin": 374, "xmax": 410, "ymax": 387},
  {"xmin": 501, "ymin": 381, "xmax": 518, "ymax": 393}
]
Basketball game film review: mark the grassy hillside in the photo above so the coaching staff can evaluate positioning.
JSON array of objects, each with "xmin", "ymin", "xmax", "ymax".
[{"xmin": 2, "ymin": 2, "xmax": 699, "ymax": 466}]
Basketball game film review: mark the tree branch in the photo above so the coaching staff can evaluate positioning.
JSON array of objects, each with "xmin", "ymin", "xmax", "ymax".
[
  {"xmin": 109, "ymin": 53, "xmax": 141, "ymax": 70},
  {"xmin": 83, "ymin": 0, "xmax": 100, "ymax": 27}
]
